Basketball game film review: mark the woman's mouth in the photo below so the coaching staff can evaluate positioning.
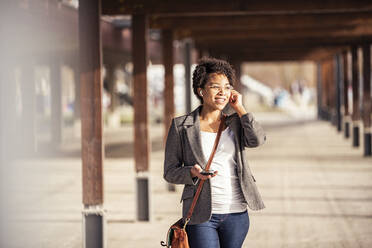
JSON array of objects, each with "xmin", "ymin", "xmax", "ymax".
[{"xmin": 214, "ymin": 97, "xmax": 226, "ymax": 104}]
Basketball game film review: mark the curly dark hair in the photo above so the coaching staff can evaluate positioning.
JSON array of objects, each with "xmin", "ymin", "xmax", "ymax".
[{"xmin": 192, "ymin": 57, "xmax": 236, "ymax": 103}]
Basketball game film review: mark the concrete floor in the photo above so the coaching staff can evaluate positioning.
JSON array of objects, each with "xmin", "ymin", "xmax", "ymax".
[{"xmin": 2, "ymin": 112, "xmax": 372, "ymax": 248}]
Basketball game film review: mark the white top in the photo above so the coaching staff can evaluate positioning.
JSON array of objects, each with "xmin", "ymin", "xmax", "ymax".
[{"xmin": 200, "ymin": 126, "xmax": 247, "ymax": 214}]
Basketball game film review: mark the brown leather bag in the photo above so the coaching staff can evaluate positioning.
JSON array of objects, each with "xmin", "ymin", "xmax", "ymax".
[{"xmin": 160, "ymin": 115, "xmax": 226, "ymax": 248}]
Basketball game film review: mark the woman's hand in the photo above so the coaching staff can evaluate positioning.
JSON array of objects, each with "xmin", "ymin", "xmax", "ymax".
[
  {"xmin": 229, "ymin": 89, "xmax": 248, "ymax": 117},
  {"xmin": 190, "ymin": 164, "xmax": 218, "ymax": 180}
]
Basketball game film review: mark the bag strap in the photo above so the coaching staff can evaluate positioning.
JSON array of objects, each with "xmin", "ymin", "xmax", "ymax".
[{"xmin": 184, "ymin": 114, "xmax": 226, "ymax": 226}]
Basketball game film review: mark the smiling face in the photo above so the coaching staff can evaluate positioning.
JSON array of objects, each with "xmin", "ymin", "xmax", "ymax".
[{"xmin": 199, "ymin": 73, "xmax": 233, "ymax": 111}]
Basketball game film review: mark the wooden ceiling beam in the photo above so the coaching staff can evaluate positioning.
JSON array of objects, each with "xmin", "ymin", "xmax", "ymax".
[
  {"xmin": 194, "ymin": 38, "xmax": 362, "ymax": 51},
  {"xmin": 102, "ymin": 0, "xmax": 372, "ymax": 15},
  {"xmin": 175, "ymin": 26, "xmax": 372, "ymax": 41},
  {"xmin": 150, "ymin": 12, "xmax": 372, "ymax": 30},
  {"xmin": 208, "ymin": 47, "xmax": 343, "ymax": 62}
]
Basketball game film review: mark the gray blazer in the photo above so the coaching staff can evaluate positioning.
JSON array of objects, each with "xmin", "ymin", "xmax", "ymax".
[{"xmin": 163, "ymin": 105, "xmax": 266, "ymax": 225}]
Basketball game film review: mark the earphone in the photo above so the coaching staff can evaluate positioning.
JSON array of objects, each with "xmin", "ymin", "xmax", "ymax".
[{"xmin": 200, "ymin": 90, "xmax": 203, "ymax": 97}]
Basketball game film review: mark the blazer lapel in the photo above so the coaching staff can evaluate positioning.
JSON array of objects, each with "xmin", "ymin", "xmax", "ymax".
[
  {"xmin": 184, "ymin": 106, "xmax": 208, "ymax": 168},
  {"xmin": 183, "ymin": 104, "xmax": 241, "ymax": 169}
]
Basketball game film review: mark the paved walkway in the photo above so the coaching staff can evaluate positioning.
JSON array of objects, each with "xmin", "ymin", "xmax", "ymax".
[{"xmin": 3, "ymin": 112, "xmax": 372, "ymax": 248}]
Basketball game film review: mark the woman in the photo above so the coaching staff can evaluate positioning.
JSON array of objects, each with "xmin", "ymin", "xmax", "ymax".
[{"xmin": 163, "ymin": 57, "xmax": 266, "ymax": 248}]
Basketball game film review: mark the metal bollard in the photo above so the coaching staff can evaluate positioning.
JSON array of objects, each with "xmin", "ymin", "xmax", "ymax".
[
  {"xmin": 82, "ymin": 205, "xmax": 106, "ymax": 248},
  {"xmin": 136, "ymin": 173, "xmax": 150, "ymax": 221}
]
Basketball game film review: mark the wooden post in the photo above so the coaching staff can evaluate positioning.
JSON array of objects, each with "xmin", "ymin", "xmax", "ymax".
[
  {"xmin": 184, "ymin": 40, "xmax": 192, "ymax": 114},
  {"xmin": 321, "ymin": 60, "xmax": 331, "ymax": 120},
  {"xmin": 162, "ymin": 30, "xmax": 176, "ymax": 192},
  {"xmin": 73, "ymin": 60, "xmax": 81, "ymax": 120},
  {"xmin": 232, "ymin": 59, "xmax": 242, "ymax": 93},
  {"xmin": 20, "ymin": 62, "xmax": 36, "ymax": 155},
  {"xmin": 327, "ymin": 58, "xmax": 336, "ymax": 125},
  {"xmin": 79, "ymin": 0, "xmax": 105, "ymax": 247},
  {"xmin": 105, "ymin": 63, "xmax": 116, "ymax": 113},
  {"xmin": 50, "ymin": 59, "xmax": 62, "ymax": 146},
  {"xmin": 316, "ymin": 62, "xmax": 323, "ymax": 120},
  {"xmin": 362, "ymin": 44, "xmax": 371, "ymax": 156},
  {"xmin": 0, "ymin": 2, "xmax": 17, "ymax": 242},
  {"xmin": 132, "ymin": 14, "xmax": 150, "ymax": 221},
  {"xmin": 334, "ymin": 54, "xmax": 342, "ymax": 132},
  {"xmin": 351, "ymin": 46, "xmax": 360, "ymax": 147},
  {"xmin": 232, "ymin": 59, "xmax": 246, "ymax": 108},
  {"xmin": 342, "ymin": 51, "xmax": 350, "ymax": 138},
  {"xmin": 0, "ymin": 59, "xmax": 17, "ymax": 244}
]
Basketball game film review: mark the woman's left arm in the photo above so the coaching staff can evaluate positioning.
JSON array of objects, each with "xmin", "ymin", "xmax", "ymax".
[
  {"xmin": 239, "ymin": 112, "xmax": 266, "ymax": 147},
  {"xmin": 230, "ymin": 90, "xmax": 266, "ymax": 148}
]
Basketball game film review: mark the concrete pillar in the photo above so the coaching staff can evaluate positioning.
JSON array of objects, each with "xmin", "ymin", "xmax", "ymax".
[
  {"xmin": 79, "ymin": 0, "xmax": 105, "ymax": 247},
  {"xmin": 351, "ymin": 46, "xmax": 360, "ymax": 147},
  {"xmin": 362, "ymin": 44, "xmax": 371, "ymax": 156},
  {"xmin": 132, "ymin": 14, "xmax": 150, "ymax": 221}
]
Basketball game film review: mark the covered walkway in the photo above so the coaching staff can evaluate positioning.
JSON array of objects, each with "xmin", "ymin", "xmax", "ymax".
[
  {"xmin": 4, "ymin": 112, "xmax": 372, "ymax": 247},
  {"xmin": 1, "ymin": 1, "xmax": 372, "ymax": 247}
]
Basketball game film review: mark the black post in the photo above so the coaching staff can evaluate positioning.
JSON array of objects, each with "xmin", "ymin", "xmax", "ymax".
[{"xmin": 136, "ymin": 175, "xmax": 150, "ymax": 220}]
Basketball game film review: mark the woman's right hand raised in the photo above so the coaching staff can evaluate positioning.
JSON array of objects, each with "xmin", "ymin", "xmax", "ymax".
[{"xmin": 190, "ymin": 164, "xmax": 218, "ymax": 180}]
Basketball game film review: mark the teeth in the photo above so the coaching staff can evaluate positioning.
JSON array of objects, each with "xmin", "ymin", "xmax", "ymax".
[{"xmin": 215, "ymin": 99, "xmax": 225, "ymax": 103}]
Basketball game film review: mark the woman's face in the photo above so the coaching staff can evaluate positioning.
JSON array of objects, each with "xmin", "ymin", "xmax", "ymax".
[{"xmin": 199, "ymin": 73, "xmax": 233, "ymax": 111}]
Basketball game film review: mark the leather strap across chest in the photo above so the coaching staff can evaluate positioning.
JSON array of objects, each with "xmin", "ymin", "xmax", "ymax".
[{"xmin": 185, "ymin": 115, "xmax": 226, "ymax": 223}]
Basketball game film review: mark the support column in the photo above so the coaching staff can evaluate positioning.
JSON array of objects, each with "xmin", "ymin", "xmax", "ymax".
[
  {"xmin": 0, "ymin": 60, "xmax": 17, "ymax": 247},
  {"xmin": 334, "ymin": 54, "xmax": 342, "ymax": 132},
  {"xmin": 316, "ymin": 62, "xmax": 323, "ymax": 120},
  {"xmin": 79, "ymin": 0, "xmax": 105, "ymax": 247},
  {"xmin": 184, "ymin": 40, "xmax": 192, "ymax": 114},
  {"xmin": 351, "ymin": 46, "xmax": 360, "ymax": 147},
  {"xmin": 232, "ymin": 59, "xmax": 246, "ymax": 108},
  {"xmin": 362, "ymin": 44, "xmax": 371, "ymax": 156},
  {"xmin": 20, "ymin": 62, "xmax": 36, "ymax": 155},
  {"xmin": 232, "ymin": 59, "xmax": 242, "ymax": 93},
  {"xmin": 0, "ymin": 2, "xmax": 17, "ymax": 244},
  {"xmin": 132, "ymin": 14, "xmax": 150, "ymax": 221},
  {"xmin": 342, "ymin": 51, "xmax": 350, "ymax": 138},
  {"xmin": 327, "ymin": 58, "xmax": 336, "ymax": 125},
  {"xmin": 321, "ymin": 60, "xmax": 331, "ymax": 120},
  {"xmin": 105, "ymin": 63, "xmax": 116, "ymax": 113},
  {"xmin": 50, "ymin": 59, "xmax": 62, "ymax": 146},
  {"xmin": 162, "ymin": 30, "xmax": 176, "ymax": 192},
  {"xmin": 73, "ymin": 63, "xmax": 81, "ymax": 138},
  {"xmin": 73, "ymin": 60, "xmax": 81, "ymax": 120}
]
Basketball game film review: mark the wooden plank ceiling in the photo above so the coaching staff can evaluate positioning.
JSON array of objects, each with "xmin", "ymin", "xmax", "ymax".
[{"xmin": 102, "ymin": 0, "xmax": 372, "ymax": 61}]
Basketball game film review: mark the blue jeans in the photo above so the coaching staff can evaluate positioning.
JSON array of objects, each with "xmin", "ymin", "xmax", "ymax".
[{"xmin": 186, "ymin": 211, "xmax": 249, "ymax": 248}]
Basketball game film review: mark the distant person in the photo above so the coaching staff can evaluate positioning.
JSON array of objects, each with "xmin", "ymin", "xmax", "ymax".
[{"xmin": 163, "ymin": 57, "xmax": 266, "ymax": 248}]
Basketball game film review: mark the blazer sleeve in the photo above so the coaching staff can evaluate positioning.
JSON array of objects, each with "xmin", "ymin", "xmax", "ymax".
[
  {"xmin": 240, "ymin": 113, "xmax": 266, "ymax": 148},
  {"xmin": 163, "ymin": 119, "xmax": 197, "ymax": 185}
]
